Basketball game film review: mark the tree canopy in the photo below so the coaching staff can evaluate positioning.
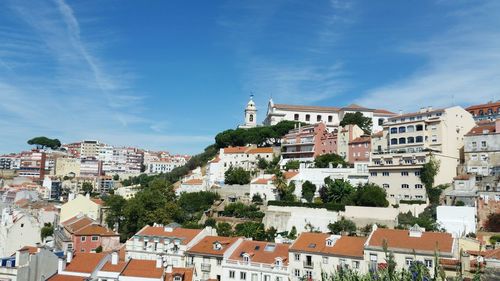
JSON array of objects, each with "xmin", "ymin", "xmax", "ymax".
[
  {"xmin": 339, "ymin": 112, "xmax": 373, "ymax": 134},
  {"xmin": 328, "ymin": 217, "xmax": 357, "ymax": 235},
  {"xmin": 314, "ymin": 153, "xmax": 347, "ymax": 168},
  {"xmin": 301, "ymin": 181, "xmax": 316, "ymax": 203},
  {"xmin": 27, "ymin": 136, "xmax": 61, "ymax": 150},
  {"xmin": 224, "ymin": 166, "xmax": 251, "ymax": 185}
]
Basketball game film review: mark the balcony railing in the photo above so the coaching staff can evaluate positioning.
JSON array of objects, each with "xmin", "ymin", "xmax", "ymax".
[
  {"xmin": 303, "ymin": 261, "xmax": 314, "ymax": 269},
  {"xmin": 224, "ymin": 260, "xmax": 288, "ymax": 271}
]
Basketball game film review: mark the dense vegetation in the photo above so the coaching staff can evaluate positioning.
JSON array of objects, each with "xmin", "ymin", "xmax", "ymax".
[
  {"xmin": 214, "ymin": 120, "xmax": 299, "ymax": 148},
  {"xmin": 319, "ymin": 178, "xmax": 389, "ymax": 207},
  {"xmin": 338, "ymin": 112, "xmax": 373, "ymax": 134},
  {"xmin": 222, "ymin": 202, "xmax": 265, "ymax": 219},
  {"xmin": 27, "ymin": 136, "xmax": 61, "ymax": 150},
  {"xmin": 301, "ymin": 181, "xmax": 317, "ymax": 203},
  {"xmin": 314, "ymin": 153, "xmax": 348, "ymax": 168},
  {"xmin": 328, "ymin": 217, "xmax": 357, "ymax": 235},
  {"xmin": 224, "ymin": 166, "xmax": 251, "ymax": 185}
]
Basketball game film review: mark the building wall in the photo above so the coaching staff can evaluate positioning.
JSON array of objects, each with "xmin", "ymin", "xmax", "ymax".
[
  {"xmin": 0, "ymin": 213, "xmax": 41, "ymax": 257},
  {"xmin": 464, "ymin": 133, "xmax": 500, "ymax": 176},
  {"xmin": 263, "ymin": 206, "xmax": 339, "ymax": 233},
  {"xmin": 60, "ymin": 195, "xmax": 100, "ymax": 223},
  {"xmin": 288, "ymin": 251, "xmax": 364, "ymax": 280}
]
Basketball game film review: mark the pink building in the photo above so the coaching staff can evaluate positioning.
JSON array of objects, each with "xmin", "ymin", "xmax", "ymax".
[
  {"xmin": 348, "ymin": 136, "xmax": 371, "ymax": 163},
  {"xmin": 281, "ymin": 122, "xmax": 336, "ymax": 162}
]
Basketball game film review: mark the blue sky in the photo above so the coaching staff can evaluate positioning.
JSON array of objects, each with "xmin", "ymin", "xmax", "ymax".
[{"xmin": 0, "ymin": 0, "xmax": 499, "ymax": 154}]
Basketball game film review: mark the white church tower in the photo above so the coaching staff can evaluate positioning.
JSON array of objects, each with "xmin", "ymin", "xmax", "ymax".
[{"xmin": 239, "ymin": 95, "xmax": 257, "ymax": 128}]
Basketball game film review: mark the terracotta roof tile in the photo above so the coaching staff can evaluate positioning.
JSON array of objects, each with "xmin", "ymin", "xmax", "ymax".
[
  {"xmin": 47, "ymin": 274, "xmax": 87, "ymax": 281},
  {"xmin": 136, "ymin": 226, "xmax": 202, "ymax": 245},
  {"xmin": 252, "ymin": 178, "xmax": 272, "ymax": 185},
  {"xmin": 90, "ymin": 198, "xmax": 104, "ymax": 205},
  {"xmin": 186, "ymin": 236, "xmax": 240, "ymax": 256},
  {"xmin": 223, "ymin": 147, "xmax": 249, "ymax": 154},
  {"xmin": 453, "ymin": 174, "xmax": 472, "ymax": 180},
  {"xmin": 229, "ymin": 241, "xmax": 289, "ymax": 265},
  {"xmin": 121, "ymin": 259, "xmax": 163, "ymax": 278},
  {"xmin": 274, "ymin": 104, "xmax": 339, "ymax": 113},
  {"xmin": 183, "ymin": 179, "xmax": 203, "ymax": 185},
  {"xmin": 465, "ymin": 122, "xmax": 497, "ymax": 136},
  {"xmin": 63, "ymin": 216, "xmax": 95, "ymax": 234},
  {"xmin": 374, "ymin": 109, "xmax": 396, "ymax": 115},
  {"xmin": 349, "ymin": 136, "xmax": 371, "ymax": 144},
  {"xmin": 246, "ymin": 147, "xmax": 274, "ymax": 154},
  {"xmin": 100, "ymin": 260, "xmax": 128, "ymax": 272},
  {"xmin": 74, "ymin": 224, "xmax": 118, "ymax": 237},
  {"xmin": 368, "ymin": 228, "xmax": 453, "ymax": 254},
  {"xmin": 165, "ymin": 267, "xmax": 194, "ymax": 281},
  {"xmin": 65, "ymin": 253, "xmax": 107, "ymax": 273},
  {"xmin": 466, "ymin": 101, "xmax": 500, "ymax": 110},
  {"xmin": 18, "ymin": 246, "xmax": 38, "ymax": 254},
  {"xmin": 290, "ymin": 232, "xmax": 366, "ymax": 258}
]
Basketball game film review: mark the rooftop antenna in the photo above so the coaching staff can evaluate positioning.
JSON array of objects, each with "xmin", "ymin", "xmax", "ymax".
[{"xmin": 250, "ymin": 91, "xmax": 254, "ymax": 100}]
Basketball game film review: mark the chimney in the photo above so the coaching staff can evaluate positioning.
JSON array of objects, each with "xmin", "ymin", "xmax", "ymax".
[
  {"xmin": 156, "ymin": 256, "xmax": 163, "ymax": 268},
  {"xmin": 111, "ymin": 251, "xmax": 119, "ymax": 265},
  {"xmin": 57, "ymin": 258, "xmax": 66, "ymax": 273},
  {"xmin": 164, "ymin": 225, "xmax": 174, "ymax": 232},
  {"xmin": 66, "ymin": 251, "xmax": 73, "ymax": 264}
]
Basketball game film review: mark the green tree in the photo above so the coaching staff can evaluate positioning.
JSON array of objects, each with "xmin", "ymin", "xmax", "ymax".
[
  {"xmin": 420, "ymin": 157, "xmax": 440, "ymax": 189},
  {"xmin": 41, "ymin": 223, "xmax": 54, "ymax": 240},
  {"xmin": 328, "ymin": 217, "xmax": 357, "ymax": 235},
  {"xmin": 339, "ymin": 112, "xmax": 373, "ymax": 134},
  {"xmin": 284, "ymin": 160, "xmax": 300, "ymax": 171},
  {"xmin": 204, "ymin": 218, "xmax": 216, "ymax": 227},
  {"xmin": 319, "ymin": 178, "xmax": 354, "ymax": 204},
  {"xmin": 103, "ymin": 194, "xmax": 127, "ymax": 231},
  {"xmin": 288, "ymin": 226, "xmax": 297, "ymax": 239},
  {"xmin": 27, "ymin": 136, "xmax": 61, "ymax": 150},
  {"xmin": 352, "ymin": 183, "xmax": 389, "ymax": 207},
  {"xmin": 314, "ymin": 153, "xmax": 347, "ymax": 168},
  {"xmin": 252, "ymin": 193, "xmax": 263, "ymax": 204},
  {"xmin": 265, "ymin": 227, "xmax": 277, "ymax": 242},
  {"xmin": 273, "ymin": 171, "xmax": 296, "ymax": 201},
  {"xmin": 301, "ymin": 181, "xmax": 316, "ymax": 203},
  {"xmin": 81, "ymin": 182, "xmax": 94, "ymax": 195},
  {"xmin": 95, "ymin": 245, "xmax": 103, "ymax": 253},
  {"xmin": 113, "ymin": 174, "xmax": 120, "ymax": 181},
  {"xmin": 235, "ymin": 222, "xmax": 266, "ymax": 240},
  {"xmin": 216, "ymin": 222, "xmax": 233, "ymax": 237},
  {"xmin": 224, "ymin": 166, "xmax": 251, "ymax": 185},
  {"xmin": 257, "ymin": 158, "xmax": 269, "ymax": 170}
]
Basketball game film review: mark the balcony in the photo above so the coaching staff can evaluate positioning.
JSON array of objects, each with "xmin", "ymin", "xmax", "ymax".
[
  {"xmin": 201, "ymin": 263, "xmax": 211, "ymax": 272},
  {"xmin": 303, "ymin": 261, "xmax": 314, "ymax": 269}
]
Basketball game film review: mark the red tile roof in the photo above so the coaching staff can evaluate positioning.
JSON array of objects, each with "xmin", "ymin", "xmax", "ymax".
[
  {"xmin": 90, "ymin": 198, "xmax": 104, "ymax": 205},
  {"xmin": 136, "ymin": 226, "xmax": 202, "ymax": 245},
  {"xmin": 100, "ymin": 260, "xmax": 128, "ymax": 272},
  {"xmin": 223, "ymin": 147, "xmax": 248, "ymax": 154},
  {"xmin": 453, "ymin": 174, "xmax": 472, "ymax": 180},
  {"xmin": 466, "ymin": 101, "xmax": 500, "ymax": 111},
  {"xmin": 186, "ymin": 236, "xmax": 240, "ymax": 256},
  {"xmin": 18, "ymin": 246, "xmax": 38, "ymax": 254},
  {"xmin": 247, "ymin": 147, "xmax": 274, "ymax": 154},
  {"xmin": 47, "ymin": 275, "xmax": 87, "ymax": 281},
  {"xmin": 183, "ymin": 179, "xmax": 203, "ymax": 185},
  {"xmin": 121, "ymin": 259, "xmax": 164, "ymax": 278},
  {"xmin": 65, "ymin": 253, "xmax": 107, "ymax": 273},
  {"xmin": 465, "ymin": 122, "xmax": 497, "ymax": 136},
  {"xmin": 349, "ymin": 136, "xmax": 371, "ymax": 144},
  {"xmin": 290, "ymin": 232, "xmax": 366, "ymax": 258},
  {"xmin": 164, "ymin": 267, "xmax": 194, "ymax": 281},
  {"xmin": 252, "ymin": 178, "xmax": 272, "ymax": 185},
  {"xmin": 63, "ymin": 216, "xmax": 95, "ymax": 234},
  {"xmin": 374, "ymin": 109, "xmax": 396, "ymax": 115},
  {"xmin": 274, "ymin": 104, "xmax": 339, "ymax": 113},
  {"xmin": 229, "ymin": 241, "xmax": 289, "ymax": 265},
  {"xmin": 367, "ymin": 228, "xmax": 453, "ymax": 254},
  {"xmin": 74, "ymin": 224, "xmax": 118, "ymax": 237}
]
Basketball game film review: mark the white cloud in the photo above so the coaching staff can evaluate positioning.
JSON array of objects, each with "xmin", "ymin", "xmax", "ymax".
[{"xmin": 356, "ymin": 1, "xmax": 500, "ymax": 112}]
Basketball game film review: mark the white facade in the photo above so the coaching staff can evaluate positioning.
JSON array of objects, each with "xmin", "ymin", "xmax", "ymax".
[
  {"xmin": 263, "ymin": 206, "xmax": 339, "ymax": 233},
  {"xmin": 436, "ymin": 206, "xmax": 477, "ymax": 238},
  {"xmin": 239, "ymin": 97, "xmax": 258, "ymax": 129},
  {"xmin": 0, "ymin": 209, "xmax": 42, "ymax": 257}
]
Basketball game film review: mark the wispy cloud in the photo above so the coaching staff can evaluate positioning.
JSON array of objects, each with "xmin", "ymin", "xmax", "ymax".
[
  {"xmin": 356, "ymin": 1, "xmax": 500, "ymax": 112},
  {"xmin": 0, "ymin": 0, "xmax": 209, "ymax": 154}
]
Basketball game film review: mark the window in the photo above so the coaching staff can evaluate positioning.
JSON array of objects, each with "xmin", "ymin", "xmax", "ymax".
[
  {"xmin": 323, "ymin": 257, "xmax": 328, "ymax": 264},
  {"xmin": 353, "ymin": 261, "xmax": 360, "ymax": 269},
  {"xmin": 382, "ymin": 172, "xmax": 389, "ymax": 176},
  {"xmin": 294, "ymin": 114, "xmax": 299, "ymax": 121},
  {"xmin": 416, "ymin": 195, "xmax": 423, "ymax": 199},
  {"xmin": 416, "ymin": 136, "xmax": 423, "ymax": 143},
  {"xmin": 401, "ymin": 171, "xmax": 409, "ymax": 176},
  {"xmin": 328, "ymin": 115, "xmax": 333, "ymax": 123},
  {"xmin": 415, "ymin": 171, "xmax": 421, "ymax": 176},
  {"xmin": 294, "ymin": 269, "xmax": 301, "ymax": 277},
  {"xmin": 391, "ymin": 138, "xmax": 397, "ymax": 145},
  {"xmin": 378, "ymin": 119, "xmax": 384, "ymax": 125},
  {"xmin": 399, "ymin": 127, "xmax": 406, "ymax": 133},
  {"xmin": 317, "ymin": 115, "xmax": 322, "ymax": 122},
  {"xmin": 415, "ymin": 184, "xmax": 423, "ymax": 189},
  {"xmin": 386, "ymin": 160, "xmax": 393, "ymax": 164},
  {"xmin": 390, "ymin": 128, "xmax": 398, "ymax": 134},
  {"xmin": 243, "ymin": 255, "xmax": 250, "ymax": 263},
  {"xmin": 471, "ymin": 154, "xmax": 478, "ymax": 160},
  {"xmin": 399, "ymin": 138, "xmax": 406, "ymax": 144},
  {"xmin": 407, "ymin": 137, "xmax": 415, "ymax": 143},
  {"xmin": 431, "ymin": 135, "xmax": 438, "ymax": 142},
  {"xmin": 294, "ymin": 253, "xmax": 300, "ymax": 261},
  {"xmin": 481, "ymin": 141, "xmax": 487, "ymax": 148},
  {"xmin": 305, "ymin": 271, "xmax": 313, "ymax": 279},
  {"xmin": 424, "ymin": 259, "xmax": 433, "ymax": 268},
  {"xmin": 217, "ymin": 258, "xmax": 222, "ymax": 265},
  {"xmin": 416, "ymin": 125, "xmax": 423, "ymax": 131},
  {"xmin": 240, "ymin": 272, "xmax": 247, "ymax": 280},
  {"xmin": 305, "ymin": 114, "xmax": 310, "ymax": 122},
  {"xmin": 405, "ymin": 257, "xmax": 413, "ymax": 266},
  {"xmin": 382, "ymin": 184, "xmax": 390, "ymax": 189},
  {"xmin": 249, "ymin": 114, "xmax": 254, "ymax": 122},
  {"xmin": 91, "ymin": 236, "xmax": 99, "ymax": 241},
  {"xmin": 174, "ymin": 276, "xmax": 182, "ymax": 281},
  {"xmin": 229, "ymin": 271, "xmax": 235, "ymax": 279},
  {"xmin": 402, "ymin": 184, "xmax": 409, "ymax": 189},
  {"xmin": 370, "ymin": 172, "xmax": 377, "ymax": 176},
  {"xmin": 81, "ymin": 236, "xmax": 86, "ymax": 242}
]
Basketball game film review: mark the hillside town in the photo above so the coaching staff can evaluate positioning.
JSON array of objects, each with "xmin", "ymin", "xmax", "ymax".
[{"xmin": 0, "ymin": 99, "xmax": 499, "ymax": 281}]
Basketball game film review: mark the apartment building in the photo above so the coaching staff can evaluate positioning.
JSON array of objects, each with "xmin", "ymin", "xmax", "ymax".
[
  {"xmin": 466, "ymin": 101, "xmax": 500, "ymax": 121},
  {"xmin": 348, "ymin": 136, "xmax": 371, "ymax": 163},
  {"xmin": 281, "ymin": 122, "xmax": 336, "ymax": 163},
  {"xmin": 125, "ymin": 224, "xmax": 216, "ymax": 267},
  {"xmin": 59, "ymin": 194, "xmax": 106, "ymax": 224},
  {"xmin": 263, "ymin": 99, "xmax": 395, "ymax": 132},
  {"xmin": 0, "ymin": 154, "xmax": 20, "ymax": 170},
  {"xmin": 364, "ymin": 225, "xmax": 456, "ymax": 277},
  {"xmin": 463, "ymin": 119, "xmax": 500, "ymax": 176},
  {"xmin": 369, "ymin": 106, "xmax": 476, "ymax": 203},
  {"xmin": 146, "ymin": 158, "xmax": 186, "ymax": 174},
  {"xmin": 185, "ymin": 236, "xmax": 243, "ymax": 281},
  {"xmin": 222, "ymin": 240, "xmax": 289, "ymax": 281},
  {"xmin": 288, "ymin": 232, "xmax": 366, "ymax": 280},
  {"xmin": 79, "ymin": 158, "xmax": 102, "ymax": 177},
  {"xmin": 55, "ymin": 157, "xmax": 81, "ymax": 177},
  {"xmin": 18, "ymin": 150, "xmax": 46, "ymax": 179},
  {"xmin": 0, "ymin": 209, "xmax": 42, "ymax": 257}
]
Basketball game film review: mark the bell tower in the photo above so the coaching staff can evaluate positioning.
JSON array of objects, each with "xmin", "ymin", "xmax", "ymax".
[{"xmin": 240, "ymin": 95, "xmax": 257, "ymax": 128}]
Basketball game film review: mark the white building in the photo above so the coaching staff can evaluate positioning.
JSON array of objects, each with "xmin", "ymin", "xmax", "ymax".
[
  {"xmin": 177, "ymin": 179, "xmax": 207, "ymax": 195},
  {"xmin": 436, "ymin": 206, "xmax": 476, "ymax": 238},
  {"xmin": 263, "ymin": 99, "xmax": 395, "ymax": 132},
  {"xmin": 222, "ymin": 240, "xmax": 289, "ymax": 281},
  {"xmin": 239, "ymin": 96, "xmax": 258, "ymax": 129},
  {"xmin": 0, "ymin": 209, "xmax": 42, "ymax": 257},
  {"xmin": 146, "ymin": 158, "xmax": 186, "ymax": 174},
  {"xmin": 463, "ymin": 119, "xmax": 500, "ymax": 176}
]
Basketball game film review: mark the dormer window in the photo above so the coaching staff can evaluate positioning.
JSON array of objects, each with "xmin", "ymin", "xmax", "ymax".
[
  {"xmin": 275, "ymin": 257, "xmax": 283, "ymax": 267},
  {"xmin": 326, "ymin": 239, "xmax": 333, "ymax": 247},
  {"xmin": 213, "ymin": 242, "xmax": 222, "ymax": 251},
  {"xmin": 174, "ymin": 275, "xmax": 182, "ymax": 281},
  {"xmin": 242, "ymin": 253, "xmax": 251, "ymax": 263}
]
